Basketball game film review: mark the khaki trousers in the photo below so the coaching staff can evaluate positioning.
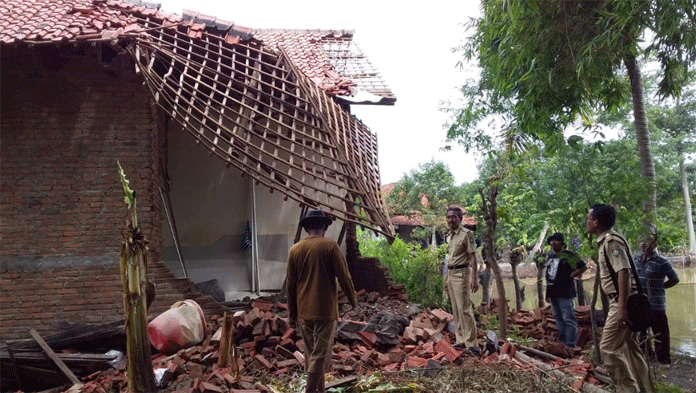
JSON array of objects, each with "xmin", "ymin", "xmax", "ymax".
[
  {"xmin": 297, "ymin": 319, "xmax": 337, "ymax": 373},
  {"xmin": 447, "ymin": 267, "xmax": 477, "ymax": 347},
  {"xmin": 600, "ymin": 301, "xmax": 654, "ymax": 393}
]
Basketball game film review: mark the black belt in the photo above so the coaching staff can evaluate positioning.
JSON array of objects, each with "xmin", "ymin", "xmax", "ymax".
[{"xmin": 448, "ymin": 265, "xmax": 469, "ymax": 270}]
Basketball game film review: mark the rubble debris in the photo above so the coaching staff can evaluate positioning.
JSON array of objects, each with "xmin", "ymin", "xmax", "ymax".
[
  {"xmin": 195, "ymin": 279, "xmax": 226, "ymax": 303},
  {"xmin": 514, "ymin": 350, "xmax": 609, "ymax": 393},
  {"xmin": 2, "ymin": 287, "xmax": 619, "ymax": 393}
]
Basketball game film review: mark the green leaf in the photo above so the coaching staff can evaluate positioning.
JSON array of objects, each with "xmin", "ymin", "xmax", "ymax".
[
  {"xmin": 117, "ymin": 160, "xmax": 134, "ymax": 209},
  {"xmin": 567, "ymin": 135, "xmax": 583, "ymax": 149}
]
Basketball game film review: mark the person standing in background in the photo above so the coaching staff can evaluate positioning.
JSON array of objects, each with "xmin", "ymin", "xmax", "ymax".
[
  {"xmin": 545, "ymin": 232, "xmax": 587, "ymax": 357},
  {"xmin": 634, "ymin": 236, "xmax": 679, "ymax": 366},
  {"xmin": 444, "ymin": 206, "xmax": 479, "ymax": 354}
]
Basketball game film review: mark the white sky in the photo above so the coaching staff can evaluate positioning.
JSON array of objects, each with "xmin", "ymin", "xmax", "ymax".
[{"xmin": 157, "ymin": 0, "xmax": 483, "ymax": 185}]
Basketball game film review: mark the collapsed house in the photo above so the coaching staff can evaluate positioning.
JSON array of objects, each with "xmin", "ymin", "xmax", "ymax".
[{"xmin": 0, "ymin": 0, "xmax": 397, "ymax": 345}]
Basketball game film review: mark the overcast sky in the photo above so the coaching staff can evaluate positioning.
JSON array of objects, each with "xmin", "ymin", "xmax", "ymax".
[{"xmin": 158, "ymin": 0, "xmax": 483, "ymax": 185}]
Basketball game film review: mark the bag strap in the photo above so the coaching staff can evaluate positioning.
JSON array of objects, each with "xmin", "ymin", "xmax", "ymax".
[{"xmin": 602, "ymin": 235, "xmax": 644, "ymax": 296}]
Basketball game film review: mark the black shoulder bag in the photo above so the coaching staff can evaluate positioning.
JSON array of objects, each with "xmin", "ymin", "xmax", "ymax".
[{"xmin": 603, "ymin": 237, "xmax": 652, "ymax": 332}]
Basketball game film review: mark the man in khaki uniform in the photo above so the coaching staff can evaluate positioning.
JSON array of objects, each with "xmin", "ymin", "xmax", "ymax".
[
  {"xmin": 444, "ymin": 206, "xmax": 479, "ymax": 353},
  {"xmin": 587, "ymin": 204, "xmax": 653, "ymax": 393}
]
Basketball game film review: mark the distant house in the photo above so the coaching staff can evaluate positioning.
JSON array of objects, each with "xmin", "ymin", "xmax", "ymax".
[
  {"xmin": 0, "ymin": 0, "xmax": 396, "ymax": 343},
  {"xmin": 381, "ymin": 183, "xmax": 476, "ymax": 247}
]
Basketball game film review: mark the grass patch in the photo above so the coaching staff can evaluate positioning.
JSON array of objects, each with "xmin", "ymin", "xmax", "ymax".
[
  {"xmin": 265, "ymin": 362, "xmax": 571, "ymax": 393},
  {"xmin": 654, "ymin": 381, "xmax": 686, "ymax": 393}
]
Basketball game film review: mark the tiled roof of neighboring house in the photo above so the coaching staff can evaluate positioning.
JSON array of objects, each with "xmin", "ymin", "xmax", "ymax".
[
  {"xmin": 381, "ymin": 183, "xmax": 477, "ymax": 227},
  {"xmin": 391, "ymin": 212, "xmax": 477, "ymax": 227},
  {"xmin": 391, "ymin": 212, "xmax": 427, "ymax": 226},
  {"xmin": 0, "ymin": 0, "xmax": 395, "ymax": 103}
]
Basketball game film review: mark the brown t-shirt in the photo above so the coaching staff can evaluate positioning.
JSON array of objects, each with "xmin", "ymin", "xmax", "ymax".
[{"xmin": 286, "ymin": 235, "xmax": 357, "ymax": 321}]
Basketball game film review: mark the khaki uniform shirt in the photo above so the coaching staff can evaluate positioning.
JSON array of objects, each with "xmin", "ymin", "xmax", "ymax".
[
  {"xmin": 286, "ymin": 235, "xmax": 357, "ymax": 321},
  {"xmin": 597, "ymin": 228, "xmax": 637, "ymax": 297},
  {"xmin": 446, "ymin": 226, "xmax": 476, "ymax": 268}
]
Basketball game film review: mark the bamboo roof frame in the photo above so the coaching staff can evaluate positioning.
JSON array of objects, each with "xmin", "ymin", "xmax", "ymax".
[{"xmin": 128, "ymin": 19, "xmax": 395, "ymax": 238}]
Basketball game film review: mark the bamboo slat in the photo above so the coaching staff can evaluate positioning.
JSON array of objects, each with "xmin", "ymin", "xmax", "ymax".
[{"xmin": 127, "ymin": 21, "xmax": 394, "ymax": 237}]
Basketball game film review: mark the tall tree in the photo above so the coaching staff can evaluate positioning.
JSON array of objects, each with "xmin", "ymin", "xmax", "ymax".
[
  {"xmin": 448, "ymin": 0, "xmax": 696, "ymax": 233},
  {"xmin": 650, "ymin": 88, "xmax": 696, "ymax": 255},
  {"xmin": 479, "ymin": 175, "xmax": 508, "ymax": 340},
  {"xmin": 386, "ymin": 160, "xmax": 466, "ymax": 247}
]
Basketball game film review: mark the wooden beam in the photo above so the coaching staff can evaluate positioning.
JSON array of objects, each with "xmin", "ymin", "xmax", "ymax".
[{"xmin": 29, "ymin": 329, "xmax": 82, "ymax": 386}]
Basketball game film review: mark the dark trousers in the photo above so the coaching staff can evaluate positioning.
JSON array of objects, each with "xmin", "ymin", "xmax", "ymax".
[{"xmin": 641, "ymin": 309, "xmax": 671, "ymax": 364}]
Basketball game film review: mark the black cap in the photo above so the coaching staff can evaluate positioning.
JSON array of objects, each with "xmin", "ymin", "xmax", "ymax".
[
  {"xmin": 299, "ymin": 209, "xmax": 333, "ymax": 228},
  {"xmin": 547, "ymin": 232, "xmax": 564, "ymax": 244}
]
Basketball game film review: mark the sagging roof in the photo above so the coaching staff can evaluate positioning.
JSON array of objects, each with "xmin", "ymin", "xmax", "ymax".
[{"xmin": 0, "ymin": 0, "xmax": 396, "ymax": 237}]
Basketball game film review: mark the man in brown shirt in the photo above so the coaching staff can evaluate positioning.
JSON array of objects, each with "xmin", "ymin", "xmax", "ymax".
[
  {"xmin": 286, "ymin": 209, "xmax": 358, "ymax": 393},
  {"xmin": 587, "ymin": 204, "xmax": 653, "ymax": 393}
]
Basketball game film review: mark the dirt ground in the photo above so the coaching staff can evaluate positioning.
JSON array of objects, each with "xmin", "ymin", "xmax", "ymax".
[{"xmin": 654, "ymin": 353, "xmax": 696, "ymax": 392}]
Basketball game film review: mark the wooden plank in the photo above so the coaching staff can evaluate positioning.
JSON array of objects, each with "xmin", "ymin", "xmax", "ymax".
[
  {"xmin": 7, "ymin": 348, "xmax": 23, "ymax": 392},
  {"xmin": 29, "ymin": 329, "xmax": 81, "ymax": 386},
  {"xmin": 325, "ymin": 375, "xmax": 358, "ymax": 390},
  {"xmin": 0, "ymin": 351, "xmax": 118, "ymax": 362}
]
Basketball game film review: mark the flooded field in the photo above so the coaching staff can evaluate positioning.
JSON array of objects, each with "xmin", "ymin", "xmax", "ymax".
[{"xmin": 471, "ymin": 265, "xmax": 696, "ymax": 356}]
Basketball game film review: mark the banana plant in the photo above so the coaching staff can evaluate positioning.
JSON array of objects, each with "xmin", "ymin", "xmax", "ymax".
[{"xmin": 118, "ymin": 161, "xmax": 156, "ymax": 392}]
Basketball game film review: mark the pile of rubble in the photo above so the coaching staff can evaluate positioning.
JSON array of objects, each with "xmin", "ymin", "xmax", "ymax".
[
  {"xmin": 75, "ymin": 285, "xmax": 475, "ymax": 392},
  {"xmin": 509, "ymin": 304, "xmax": 596, "ymax": 358},
  {"xmin": 4, "ymin": 285, "xmax": 614, "ymax": 393}
]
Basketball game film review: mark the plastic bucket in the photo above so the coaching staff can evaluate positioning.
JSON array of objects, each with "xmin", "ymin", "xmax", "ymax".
[{"xmin": 148, "ymin": 299, "xmax": 206, "ymax": 354}]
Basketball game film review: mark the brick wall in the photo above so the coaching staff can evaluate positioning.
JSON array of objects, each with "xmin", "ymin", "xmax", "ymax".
[
  {"xmin": 0, "ymin": 45, "xmax": 160, "ymax": 259},
  {"xmin": 0, "ymin": 44, "xmax": 199, "ymax": 343},
  {"xmin": 345, "ymin": 221, "xmax": 393, "ymax": 294}
]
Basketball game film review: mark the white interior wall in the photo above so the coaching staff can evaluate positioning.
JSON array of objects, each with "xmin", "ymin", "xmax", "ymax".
[
  {"xmin": 162, "ymin": 124, "xmax": 298, "ymax": 299},
  {"xmin": 161, "ymin": 118, "xmax": 352, "ymax": 300}
]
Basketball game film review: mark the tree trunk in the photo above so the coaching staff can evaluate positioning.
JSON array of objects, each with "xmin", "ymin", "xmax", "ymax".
[
  {"xmin": 510, "ymin": 250, "xmax": 523, "ymax": 311},
  {"xmin": 590, "ymin": 262, "xmax": 602, "ymax": 363},
  {"xmin": 576, "ymin": 278, "xmax": 586, "ymax": 306},
  {"xmin": 512, "ymin": 267, "xmax": 522, "ymax": 311},
  {"xmin": 480, "ymin": 266, "xmax": 492, "ymax": 306},
  {"xmin": 624, "ymin": 54, "xmax": 657, "ymax": 221},
  {"xmin": 431, "ymin": 225, "xmax": 437, "ymax": 249},
  {"xmin": 528, "ymin": 220, "xmax": 549, "ymax": 266},
  {"xmin": 479, "ymin": 179, "xmax": 507, "ymax": 339},
  {"xmin": 681, "ymin": 159, "xmax": 696, "ymax": 256},
  {"xmin": 535, "ymin": 252, "xmax": 546, "ymax": 309}
]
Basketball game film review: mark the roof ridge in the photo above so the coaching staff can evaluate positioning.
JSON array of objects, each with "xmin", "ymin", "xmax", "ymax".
[{"xmin": 255, "ymin": 28, "xmax": 354, "ymax": 36}]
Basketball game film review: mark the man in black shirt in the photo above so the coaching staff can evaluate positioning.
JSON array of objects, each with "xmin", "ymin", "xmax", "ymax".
[{"xmin": 545, "ymin": 232, "xmax": 587, "ymax": 355}]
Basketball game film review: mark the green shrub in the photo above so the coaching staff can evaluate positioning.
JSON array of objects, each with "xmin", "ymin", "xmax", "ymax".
[{"xmin": 357, "ymin": 229, "xmax": 448, "ymax": 310}]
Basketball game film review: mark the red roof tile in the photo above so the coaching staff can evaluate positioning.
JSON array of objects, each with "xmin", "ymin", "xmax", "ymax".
[
  {"xmin": 0, "ymin": 0, "xmax": 394, "ymax": 101},
  {"xmin": 382, "ymin": 184, "xmax": 477, "ymax": 227}
]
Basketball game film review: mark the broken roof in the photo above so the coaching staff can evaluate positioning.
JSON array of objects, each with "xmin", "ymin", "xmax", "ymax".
[
  {"xmin": 0, "ymin": 0, "xmax": 395, "ymax": 104},
  {"xmin": 0, "ymin": 0, "xmax": 396, "ymax": 237}
]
